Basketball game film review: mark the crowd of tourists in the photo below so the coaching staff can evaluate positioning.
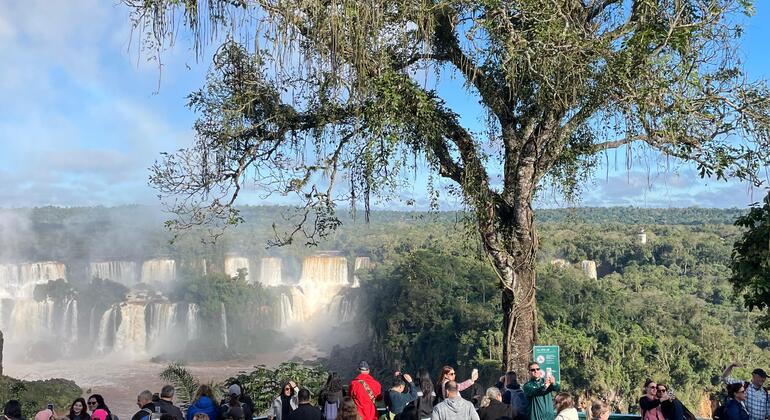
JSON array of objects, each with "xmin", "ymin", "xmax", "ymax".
[{"xmin": 3, "ymin": 359, "xmax": 765, "ymax": 420}]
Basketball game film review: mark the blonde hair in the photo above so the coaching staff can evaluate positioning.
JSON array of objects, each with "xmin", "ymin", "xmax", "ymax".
[
  {"xmin": 587, "ymin": 400, "xmax": 610, "ymax": 420},
  {"xmin": 479, "ymin": 387, "xmax": 501, "ymax": 408}
]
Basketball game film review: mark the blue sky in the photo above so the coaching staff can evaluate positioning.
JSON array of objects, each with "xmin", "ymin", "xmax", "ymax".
[{"xmin": 0, "ymin": 1, "xmax": 768, "ymax": 210}]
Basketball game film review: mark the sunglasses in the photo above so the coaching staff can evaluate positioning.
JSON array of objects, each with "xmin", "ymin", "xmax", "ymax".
[
  {"xmin": 87, "ymin": 402, "xmax": 97, "ymax": 406},
  {"xmin": 529, "ymin": 368, "xmax": 540, "ymax": 372},
  {"xmin": 284, "ymin": 387, "xmax": 291, "ymax": 391}
]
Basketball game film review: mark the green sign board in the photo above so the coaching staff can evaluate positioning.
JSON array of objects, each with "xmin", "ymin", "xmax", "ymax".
[{"xmin": 533, "ymin": 345, "xmax": 560, "ymax": 383}]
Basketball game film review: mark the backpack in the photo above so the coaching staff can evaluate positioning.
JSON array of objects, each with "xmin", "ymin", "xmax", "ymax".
[
  {"xmin": 323, "ymin": 400, "xmax": 339, "ymax": 420},
  {"xmin": 139, "ymin": 408, "xmax": 153, "ymax": 420},
  {"xmin": 222, "ymin": 403, "xmax": 246, "ymax": 420},
  {"xmin": 504, "ymin": 388, "xmax": 528, "ymax": 418}
]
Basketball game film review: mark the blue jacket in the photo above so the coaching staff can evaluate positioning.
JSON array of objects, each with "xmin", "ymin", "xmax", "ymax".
[
  {"xmin": 187, "ymin": 396, "xmax": 220, "ymax": 420},
  {"xmin": 725, "ymin": 399, "xmax": 750, "ymax": 420}
]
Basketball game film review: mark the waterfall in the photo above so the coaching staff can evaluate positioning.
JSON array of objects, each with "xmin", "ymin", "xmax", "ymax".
[
  {"xmin": 581, "ymin": 260, "xmax": 598, "ymax": 280},
  {"xmin": 187, "ymin": 303, "xmax": 200, "ymax": 341},
  {"xmin": 96, "ymin": 307, "xmax": 118, "ymax": 353},
  {"xmin": 61, "ymin": 299, "xmax": 78, "ymax": 338},
  {"xmin": 297, "ymin": 255, "xmax": 348, "ymax": 316},
  {"xmin": 0, "ymin": 298, "xmax": 9, "ymax": 330},
  {"xmin": 114, "ymin": 303, "xmax": 147, "ymax": 355},
  {"xmin": 259, "ymin": 257, "xmax": 282, "ymax": 286},
  {"xmin": 0, "ymin": 261, "xmax": 66, "ymax": 299},
  {"xmin": 328, "ymin": 293, "xmax": 357, "ymax": 323},
  {"xmin": 88, "ymin": 306, "xmax": 96, "ymax": 342},
  {"xmin": 89, "ymin": 261, "xmax": 138, "ymax": 285},
  {"xmin": 224, "ymin": 256, "xmax": 250, "ymax": 282},
  {"xmin": 8, "ymin": 299, "xmax": 54, "ymax": 338},
  {"xmin": 276, "ymin": 293, "xmax": 294, "ymax": 329},
  {"xmin": 0, "ymin": 264, "xmax": 21, "ymax": 299},
  {"xmin": 220, "ymin": 302, "xmax": 228, "ymax": 349},
  {"xmin": 140, "ymin": 259, "xmax": 176, "ymax": 284},
  {"xmin": 147, "ymin": 303, "xmax": 177, "ymax": 341},
  {"xmin": 352, "ymin": 257, "xmax": 372, "ymax": 288}
]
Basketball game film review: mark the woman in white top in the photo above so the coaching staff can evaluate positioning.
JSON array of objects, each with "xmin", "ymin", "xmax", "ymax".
[{"xmin": 554, "ymin": 393, "xmax": 579, "ymax": 420}]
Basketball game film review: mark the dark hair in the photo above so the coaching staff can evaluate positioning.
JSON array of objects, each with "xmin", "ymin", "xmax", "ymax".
[
  {"xmin": 323, "ymin": 372, "xmax": 343, "ymax": 393},
  {"xmin": 727, "ymin": 382, "xmax": 746, "ymax": 398},
  {"xmin": 505, "ymin": 371, "xmax": 519, "ymax": 388},
  {"xmin": 391, "ymin": 377, "xmax": 406, "ymax": 388},
  {"xmin": 298, "ymin": 388, "xmax": 311, "ymax": 403},
  {"xmin": 644, "ymin": 379, "xmax": 655, "ymax": 388},
  {"xmin": 280, "ymin": 381, "xmax": 295, "ymax": 397},
  {"xmin": 3, "ymin": 400, "xmax": 22, "ymax": 419},
  {"xmin": 436, "ymin": 366, "xmax": 454, "ymax": 394},
  {"xmin": 193, "ymin": 385, "xmax": 215, "ymax": 402},
  {"xmin": 554, "ymin": 393, "xmax": 574, "ymax": 413},
  {"xmin": 88, "ymin": 395, "xmax": 111, "ymax": 413},
  {"xmin": 417, "ymin": 368, "xmax": 432, "ymax": 384},
  {"xmin": 69, "ymin": 398, "xmax": 88, "ymax": 419},
  {"xmin": 657, "ymin": 384, "xmax": 668, "ymax": 392},
  {"xmin": 528, "ymin": 361, "xmax": 539, "ymax": 369}
]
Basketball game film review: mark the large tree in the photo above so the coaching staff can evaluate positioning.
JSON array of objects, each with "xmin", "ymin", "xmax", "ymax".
[{"xmin": 127, "ymin": 0, "xmax": 770, "ymax": 372}]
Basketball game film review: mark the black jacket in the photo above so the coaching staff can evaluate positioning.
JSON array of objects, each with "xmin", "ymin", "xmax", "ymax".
[
  {"xmin": 131, "ymin": 403, "xmax": 157, "ymax": 420},
  {"xmin": 478, "ymin": 400, "xmax": 514, "ymax": 420},
  {"xmin": 288, "ymin": 404, "xmax": 323, "ymax": 420},
  {"xmin": 156, "ymin": 400, "xmax": 184, "ymax": 420}
]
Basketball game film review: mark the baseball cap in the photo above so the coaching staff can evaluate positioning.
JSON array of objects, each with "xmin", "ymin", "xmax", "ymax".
[
  {"xmin": 752, "ymin": 368, "xmax": 768, "ymax": 378},
  {"xmin": 228, "ymin": 384, "xmax": 242, "ymax": 396},
  {"xmin": 359, "ymin": 361, "xmax": 370, "ymax": 371}
]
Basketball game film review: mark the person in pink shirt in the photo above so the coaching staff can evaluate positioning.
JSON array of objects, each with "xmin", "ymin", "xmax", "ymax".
[{"xmin": 435, "ymin": 366, "xmax": 478, "ymax": 401}]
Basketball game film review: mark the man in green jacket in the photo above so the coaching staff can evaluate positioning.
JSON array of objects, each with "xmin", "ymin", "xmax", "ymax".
[{"xmin": 522, "ymin": 361, "xmax": 560, "ymax": 420}]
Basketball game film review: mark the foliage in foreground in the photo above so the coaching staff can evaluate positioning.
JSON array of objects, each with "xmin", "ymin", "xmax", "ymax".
[
  {"xmin": 160, "ymin": 362, "xmax": 327, "ymax": 416},
  {"xmin": 0, "ymin": 376, "xmax": 81, "ymax": 419},
  {"xmin": 731, "ymin": 192, "xmax": 770, "ymax": 326}
]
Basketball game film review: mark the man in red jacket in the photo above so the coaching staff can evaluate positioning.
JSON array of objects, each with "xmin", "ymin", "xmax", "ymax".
[{"xmin": 349, "ymin": 361, "xmax": 382, "ymax": 420}]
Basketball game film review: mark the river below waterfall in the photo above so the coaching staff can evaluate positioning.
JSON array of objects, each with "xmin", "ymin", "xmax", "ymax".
[{"xmin": 5, "ymin": 343, "xmax": 326, "ymax": 419}]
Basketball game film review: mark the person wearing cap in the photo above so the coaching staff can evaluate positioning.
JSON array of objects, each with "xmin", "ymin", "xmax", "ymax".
[
  {"xmin": 221, "ymin": 384, "xmax": 252, "ymax": 420},
  {"xmin": 157, "ymin": 385, "xmax": 184, "ymax": 420},
  {"xmin": 722, "ymin": 362, "xmax": 768, "ymax": 420},
  {"xmin": 349, "ymin": 361, "xmax": 382, "ymax": 420}
]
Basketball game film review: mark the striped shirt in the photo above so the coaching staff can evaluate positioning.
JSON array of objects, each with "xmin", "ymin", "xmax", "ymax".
[{"xmin": 725, "ymin": 377, "xmax": 768, "ymax": 420}]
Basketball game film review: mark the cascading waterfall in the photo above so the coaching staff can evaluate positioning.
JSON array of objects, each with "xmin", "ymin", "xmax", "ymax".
[
  {"xmin": 61, "ymin": 299, "xmax": 78, "ymax": 339},
  {"xmin": 297, "ymin": 255, "xmax": 348, "ymax": 316},
  {"xmin": 224, "ymin": 256, "xmax": 250, "ymax": 282},
  {"xmin": 259, "ymin": 257, "xmax": 282, "ymax": 286},
  {"xmin": 276, "ymin": 293, "xmax": 294, "ymax": 329},
  {"xmin": 352, "ymin": 257, "xmax": 372, "ymax": 288},
  {"xmin": 187, "ymin": 303, "xmax": 200, "ymax": 341},
  {"xmin": 114, "ymin": 303, "xmax": 147, "ymax": 355},
  {"xmin": 220, "ymin": 302, "xmax": 228, "ymax": 349},
  {"xmin": 96, "ymin": 306, "xmax": 118, "ymax": 353},
  {"xmin": 0, "ymin": 261, "xmax": 66, "ymax": 299},
  {"xmin": 9, "ymin": 299, "xmax": 55, "ymax": 338},
  {"xmin": 89, "ymin": 261, "xmax": 138, "ymax": 285},
  {"xmin": 140, "ymin": 259, "xmax": 176, "ymax": 285}
]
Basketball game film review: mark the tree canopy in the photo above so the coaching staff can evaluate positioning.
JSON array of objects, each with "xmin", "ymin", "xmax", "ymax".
[
  {"xmin": 126, "ymin": 0, "xmax": 770, "ymax": 370},
  {"xmin": 731, "ymin": 192, "xmax": 770, "ymax": 325}
]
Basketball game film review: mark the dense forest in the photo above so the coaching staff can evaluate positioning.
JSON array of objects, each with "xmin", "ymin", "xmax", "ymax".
[{"xmin": 0, "ymin": 205, "xmax": 764, "ymax": 416}]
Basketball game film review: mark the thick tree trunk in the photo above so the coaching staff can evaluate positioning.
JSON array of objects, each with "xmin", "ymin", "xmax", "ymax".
[{"xmin": 501, "ymin": 249, "xmax": 537, "ymax": 375}]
